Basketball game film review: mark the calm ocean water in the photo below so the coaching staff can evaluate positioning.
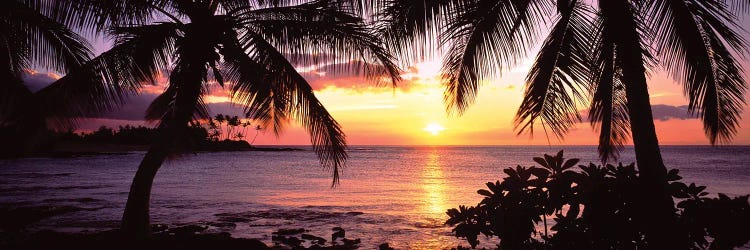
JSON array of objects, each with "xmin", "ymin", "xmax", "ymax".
[{"xmin": 1, "ymin": 146, "xmax": 749, "ymax": 249}]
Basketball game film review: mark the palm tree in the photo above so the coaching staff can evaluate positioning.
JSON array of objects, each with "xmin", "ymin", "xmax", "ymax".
[
  {"xmin": 34, "ymin": 0, "xmax": 400, "ymax": 239},
  {"xmin": 0, "ymin": 0, "xmax": 93, "ymax": 156},
  {"xmin": 250, "ymin": 124, "xmax": 262, "ymax": 146},
  {"xmin": 214, "ymin": 114, "xmax": 226, "ymax": 139},
  {"xmin": 240, "ymin": 119, "xmax": 251, "ymax": 140},
  {"xmin": 377, "ymin": 0, "xmax": 747, "ymax": 248},
  {"xmin": 228, "ymin": 115, "xmax": 240, "ymax": 140}
]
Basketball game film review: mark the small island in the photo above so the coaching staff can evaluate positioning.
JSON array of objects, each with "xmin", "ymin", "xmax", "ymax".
[{"xmin": 6, "ymin": 114, "xmax": 302, "ymax": 158}]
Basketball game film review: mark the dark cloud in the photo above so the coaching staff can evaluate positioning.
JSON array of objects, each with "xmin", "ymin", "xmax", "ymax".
[
  {"xmin": 98, "ymin": 93, "xmax": 158, "ymax": 121},
  {"xmin": 581, "ymin": 104, "xmax": 698, "ymax": 122},
  {"xmin": 98, "ymin": 93, "xmax": 247, "ymax": 121},
  {"xmin": 650, "ymin": 104, "xmax": 698, "ymax": 121},
  {"xmin": 22, "ymin": 72, "xmax": 58, "ymax": 92}
]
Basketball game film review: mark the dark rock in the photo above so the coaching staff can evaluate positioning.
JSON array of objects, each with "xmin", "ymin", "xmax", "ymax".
[
  {"xmin": 273, "ymin": 228, "xmax": 305, "ymax": 235},
  {"xmin": 331, "ymin": 227, "xmax": 345, "ymax": 242},
  {"xmin": 301, "ymin": 233, "xmax": 327, "ymax": 245},
  {"xmin": 342, "ymin": 238, "xmax": 361, "ymax": 246},
  {"xmin": 272, "ymin": 235, "xmax": 302, "ymax": 248},
  {"xmin": 169, "ymin": 225, "xmax": 207, "ymax": 235},
  {"xmin": 379, "ymin": 243, "xmax": 395, "ymax": 250},
  {"xmin": 2, "ymin": 230, "xmax": 271, "ymax": 250}
]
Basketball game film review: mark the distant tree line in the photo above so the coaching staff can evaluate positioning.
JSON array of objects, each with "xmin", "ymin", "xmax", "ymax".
[{"xmin": 52, "ymin": 113, "xmax": 261, "ymax": 146}]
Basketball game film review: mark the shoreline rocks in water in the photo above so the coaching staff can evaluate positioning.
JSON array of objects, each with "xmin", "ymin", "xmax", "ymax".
[
  {"xmin": 1, "ymin": 226, "xmax": 370, "ymax": 250},
  {"xmin": 0, "ymin": 207, "xmax": 369, "ymax": 249}
]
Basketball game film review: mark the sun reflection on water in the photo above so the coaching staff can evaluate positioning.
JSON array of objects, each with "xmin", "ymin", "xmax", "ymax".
[
  {"xmin": 421, "ymin": 149, "xmax": 447, "ymax": 217},
  {"xmin": 404, "ymin": 149, "xmax": 456, "ymax": 249}
]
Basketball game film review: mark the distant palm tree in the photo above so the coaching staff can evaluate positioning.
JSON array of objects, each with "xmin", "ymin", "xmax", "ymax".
[
  {"xmin": 214, "ymin": 114, "xmax": 226, "ymax": 139},
  {"xmin": 228, "ymin": 115, "xmax": 240, "ymax": 140},
  {"xmin": 378, "ymin": 0, "xmax": 747, "ymax": 248},
  {"xmin": 240, "ymin": 119, "xmax": 251, "ymax": 140},
  {"xmin": 0, "ymin": 0, "xmax": 93, "ymax": 155},
  {"xmin": 250, "ymin": 124, "xmax": 262, "ymax": 146},
  {"xmin": 35, "ymin": 0, "xmax": 400, "ymax": 238}
]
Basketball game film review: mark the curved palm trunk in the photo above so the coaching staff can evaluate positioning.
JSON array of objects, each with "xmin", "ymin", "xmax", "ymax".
[
  {"xmin": 121, "ymin": 126, "xmax": 172, "ymax": 238},
  {"xmin": 121, "ymin": 43, "xmax": 208, "ymax": 238},
  {"xmin": 612, "ymin": 3, "xmax": 681, "ymax": 248}
]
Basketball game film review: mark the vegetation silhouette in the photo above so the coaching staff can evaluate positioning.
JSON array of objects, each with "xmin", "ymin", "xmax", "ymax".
[
  {"xmin": 0, "ymin": 0, "xmax": 94, "ymax": 157},
  {"xmin": 377, "ymin": 0, "xmax": 749, "ymax": 247},
  {"xmin": 53, "ymin": 124, "xmax": 202, "ymax": 145},
  {"xmin": 2, "ymin": 0, "xmax": 749, "ymax": 248},
  {"xmin": 446, "ymin": 151, "xmax": 750, "ymax": 249},
  {"xmin": 1, "ymin": 0, "xmax": 400, "ymax": 239}
]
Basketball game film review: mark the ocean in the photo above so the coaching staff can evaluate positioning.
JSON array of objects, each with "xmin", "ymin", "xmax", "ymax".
[{"xmin": 1, "ymin": 146, "xmax": 749, "ymax": 249}]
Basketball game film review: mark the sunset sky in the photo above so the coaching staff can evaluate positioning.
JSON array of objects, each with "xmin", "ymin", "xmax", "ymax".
[{"xmin": 23, "ymin": 18, "xmax": 750, "ymax": 146}]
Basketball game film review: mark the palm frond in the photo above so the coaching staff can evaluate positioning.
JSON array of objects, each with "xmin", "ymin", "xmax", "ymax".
[
  {"xmin": 515, "ymin": 0, "xmax": 593, "ymax": 138},
  {"xmin": 37, "ymin": 0, "xmax": 168, "ymax": 34},
  {"xmin": 592, "ymin": 0, "xmax": 654, "ymax": 162},
  {"xmin": 589, "ymin": 38, "xmax": 630, "ymax": 163},
  {"xmin": 375, "ymin": 0, "xmax": 460, "ymax": 64},
  {"xmin": 647, "ymin": 0, "xmax": 747, "ymax": 144},
  {"xmin": 5, "ymin": 0, "xmax": 93, "ymax": 73},
  {"xmin": 235, "ymin": 0, "xmax": 401, "ymax": 86},
  {"xmin": 34, "ymin": 22, "xmax": 180, "ymax": 130},
  {"xmin": 144, "ymin": 84, "xmax": 211, "ymax": 123},
  {"xmin": 222, "ymin": 36, "xmax": 347, "ymax": 186},
  {"xmin": 442, "ymin": 0, "xmax": 552, "ymax": 114},
  {"xmin": 253, "ymin": 0, "xmax": 372, "ymax": 16},
  {"xmin": 723, "ymin": 0, "xmax": 750, "ymax": 13},
  {"xmin": 0, "ymin": 19, "xmax": 30, "ymax": 77}
]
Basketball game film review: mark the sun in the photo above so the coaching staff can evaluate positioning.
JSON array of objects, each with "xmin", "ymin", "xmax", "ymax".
[{"xmin": 423, "ymin": 123, "xmax": 446, "ymax": 135}]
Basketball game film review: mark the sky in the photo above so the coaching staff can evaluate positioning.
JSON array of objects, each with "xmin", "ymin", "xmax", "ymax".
[{"xmin": 23, "ymin": 13, "xmax": 750, "ymax": 146}]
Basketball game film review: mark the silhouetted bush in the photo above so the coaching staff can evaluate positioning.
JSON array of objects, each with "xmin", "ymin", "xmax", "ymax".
[{"xmin": 446, "ymin": 151, "xmax": 750, "ymax": 249}]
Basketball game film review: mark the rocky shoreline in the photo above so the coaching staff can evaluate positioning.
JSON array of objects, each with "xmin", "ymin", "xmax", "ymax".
[{"xmin": 1, "ymin": 226, "xmax": 398, "ymax": 250}]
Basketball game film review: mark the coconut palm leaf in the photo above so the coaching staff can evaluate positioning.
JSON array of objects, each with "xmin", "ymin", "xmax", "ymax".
[
  {"xmin": 35, "ymin": 22, "xmax": 180, "ymax": 129},
  {"xmin": 515, "ymin": 0, "xmax": 593, "ymax": 138},
  {"xmin": 589, "ymin": 34, "xmax": 630, "ymax": 162},
  {"xmin": 144, "ymin": 84, "xmax": 212, "ymax": 122},
  {"xmin": 3, "ymin": 1, "xmax": 92, "ymax": 73},
  {"xmin": 724, "ymin": 0, "xmax": 750, "ymax": 13},
  {"xmin": 589, "ymin": 0, "xmax": 656, "ymax": 163},
  {"xmin": 39, "ymin": 0, "xmax": 171, "ymax": 33},
  {"xmin": 235, "ymin": 0, "xmax": 401, "ymax": 86},
  {"xmin": 222, "ymin": 36, "xmax": 347, "ymax": 185},
  {"xmin": 375, "ymin": 0, "xmax": 460, "ymax": 63},
  {"xmin": 0, "ymin": 0, "xmax": 92, "ymax": 130},
  {"xmin": 647, "ymin": 0, "xmax": 747, "ymax": 144},
  {"xmin": 442, "ymin": 0, "xmax": 552, "ymax": 114}
]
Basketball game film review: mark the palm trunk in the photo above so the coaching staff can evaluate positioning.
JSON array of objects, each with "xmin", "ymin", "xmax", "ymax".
[
  {"xmin": 618, "ymin": 25, "xmax": 682, "ymax": 250},
  {"xmin": 120, "ymin": 129, "xmax": 171, "ymax": 238},
  {"xmin": 622, "ymin": 68, "xmax": 680, "ymax": 249},
  {"xmin": 121, "ymin": 66, "xmax": 204, "ymax": 240},
  {"xmin": 250, "ymin": 130, "xmax": 259, "ymax": 146}
]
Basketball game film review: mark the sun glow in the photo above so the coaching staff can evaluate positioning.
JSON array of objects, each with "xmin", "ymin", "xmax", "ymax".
[{"xmin": 423, "ymin": 123, "xmax": 445, "ymax": 135}]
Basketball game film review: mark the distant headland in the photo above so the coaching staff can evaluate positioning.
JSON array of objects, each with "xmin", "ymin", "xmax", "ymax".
[{"xmin": 2, "ymin": 115, "xmax": 303, "ymax": 158}]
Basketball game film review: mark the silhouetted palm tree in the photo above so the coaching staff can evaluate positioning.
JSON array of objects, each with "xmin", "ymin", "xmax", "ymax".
[
  {"xmin": 34, "ymin": 0, "xmax": 399, "ymax": 238},
  {"xmin": 250, "ymin": 124, "xmax": 262, "ymax": 145},
  {"xmin": 214, "ymin": 114, "xmax": 226, "ymax": 139},
  {"xmin": 228, "ymin": 115, "xmax": 240, "ymax": 140},
  {"xmin": 0, "ymin": 0, "xmax": 93, "ymax": 155},
  {"xmin": 378, "ymin": 0, "xmax": 747, "ymax": 248}
]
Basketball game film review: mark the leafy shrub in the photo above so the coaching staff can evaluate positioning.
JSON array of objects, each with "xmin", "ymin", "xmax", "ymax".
[{"xmin": 446, "ymin": 151, "xmax": 750, "ymax": 249}]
